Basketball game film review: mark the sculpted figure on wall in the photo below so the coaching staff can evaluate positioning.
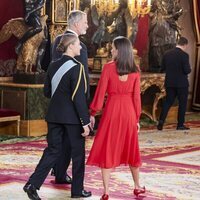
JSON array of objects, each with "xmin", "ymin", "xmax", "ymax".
[
  {"xmin": 15, "ymin": 0, "xmax": 45, "ymax": 54},
  {"xmin": 91, "ymin": 7, "xmax": 110, "ymax": 49},
  {"xmin": 0, "ymin": 15, "xmax": 48, "ymax": 74},
  {"xmin": 90, "ymin": 0, "xmax": 138, "ymax": 57},
  {"xmin": 16, "ymin": 15, "xmax": 48, "ymax": 74},
  {"xmin": 148, "ymin": 0, "xmax": 183, "ymax": 72}
]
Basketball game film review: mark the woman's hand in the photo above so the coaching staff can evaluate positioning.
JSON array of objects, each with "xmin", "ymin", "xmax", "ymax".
[
  {"xmin": 137, "ymin": 123, "xmax": 140, "ymax": 132},
  {"xmin": 90, "ymin": 116, "xmax": 95, "ymax": 128}
]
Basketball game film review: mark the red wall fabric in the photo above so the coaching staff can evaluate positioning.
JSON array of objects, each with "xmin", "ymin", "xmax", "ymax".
[
  {"xmin": 134, "ymin": 15, "xmax": 149, "ymax": 59},
  {"xmin": 0, "ymin": 0, "xmax": 24, "ymax": 60}
]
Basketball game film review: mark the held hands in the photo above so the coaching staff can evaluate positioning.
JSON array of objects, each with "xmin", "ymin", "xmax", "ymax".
[
  {"xmin": 90, "ymin": 116, "xmax": 95, "ymax": 129},
  {"xmin": 81, "ymin": 124, "xmax": 95, "ymax": 137},
  {"xmin": 81, "ymin": 125, "xmax": 90, "ymax": 137},
  {"xmin": 88, "ymin": 116, "xmax": 95, "ymax": 136},
  {"xmin": 81, "ymin": 116, "xmax": 96, "ymax": 137}
]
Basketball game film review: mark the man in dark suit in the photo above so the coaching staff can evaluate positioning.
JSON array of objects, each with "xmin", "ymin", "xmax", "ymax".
[
  {"xmin": 157, "ymin": 37, "xmax": 191, "ymax": 131},
  {"xmin": 23, "ymin": 33, "xmax": 92, "ymax": 199},
  {"xmin": 51, "ymin": 10, "xmax": 90, "ymax": 184}
]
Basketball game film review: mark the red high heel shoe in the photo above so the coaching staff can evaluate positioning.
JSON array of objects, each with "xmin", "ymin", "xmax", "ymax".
[
  {"xmin": 134, "ymin": 186, "xmax": 146, "ymax": 197},
  {"xmin": 100, "ymin": 194, "xmax": 109, "ymax": 200}
]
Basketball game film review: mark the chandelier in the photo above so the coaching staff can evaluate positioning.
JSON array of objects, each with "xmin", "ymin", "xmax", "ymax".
[
  {"xmin": 90, "ymin": 0, "xmax": 151, "ymax": 17},
  {"xmin": 128, "ymin": 0, "xmax": 151, "ymax": 17},
  {"xmin": 91, "ymin": 0, "xmax": 119, "ymax": 15}
]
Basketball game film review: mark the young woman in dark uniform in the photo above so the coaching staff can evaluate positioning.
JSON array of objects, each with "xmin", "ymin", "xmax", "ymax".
[{"xmin": 23, "ymin": 33, "xmax": 92, "ymax": 200}]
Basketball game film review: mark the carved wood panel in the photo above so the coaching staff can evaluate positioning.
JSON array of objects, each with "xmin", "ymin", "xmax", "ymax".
[{"xmin": 1, "ymin": 90, "xmax": 26, "ymax": 119}]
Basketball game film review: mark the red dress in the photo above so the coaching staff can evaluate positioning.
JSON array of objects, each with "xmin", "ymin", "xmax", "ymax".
[{"xmin": 87, "ymin": 61, "xmax": 142, "ymax": 168}]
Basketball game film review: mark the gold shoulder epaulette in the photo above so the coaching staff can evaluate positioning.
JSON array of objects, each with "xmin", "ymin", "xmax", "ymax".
[
  {"xmin": 72, "ymin": 64, "xmax": 84, "ymax": 101},
  {"xmin": 73, "ymin": 58, "xmax": 87, "ymax": 94}
]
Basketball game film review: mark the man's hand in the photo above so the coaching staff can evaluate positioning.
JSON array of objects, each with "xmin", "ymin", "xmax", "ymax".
[{"xmin": 81, "ymin": 125, "xmax": 90, "ymax": 137}]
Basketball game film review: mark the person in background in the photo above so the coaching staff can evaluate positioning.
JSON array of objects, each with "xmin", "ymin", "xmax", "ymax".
[
  {"xmin": 87, "ymin": 36, "xmax": 145, "ymax": 200},
  {"xmin": 51, "ymin": 10, "xmax": 90, "ymax": 185},
  {"xmin": 157, "ymin": 36, "xmax": 191, "ymax": 131},
  {"xmin": 23, "ymin": 33, "xmax": 92, "ymax": 200}
]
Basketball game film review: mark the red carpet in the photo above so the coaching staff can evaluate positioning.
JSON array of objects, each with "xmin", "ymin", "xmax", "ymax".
[{"xmin": 0, "ymin": 129, "xmax": 200, "ymax": 199}]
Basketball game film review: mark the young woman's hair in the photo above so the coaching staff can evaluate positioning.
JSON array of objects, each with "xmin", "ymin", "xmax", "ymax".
[
  {"xmin": 113, "ymin": 36, "xmax": 139, "ymax": 75},
  {"xmin": 57, "ymin": 33, "xmax": 78, "ymax": 53}
]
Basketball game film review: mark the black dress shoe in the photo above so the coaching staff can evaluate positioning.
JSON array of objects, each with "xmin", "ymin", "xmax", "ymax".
[
  {"xmin": 55, "ymin": 174, "xmax": 72, "ymax": 184},
  {"xmin": 157, "ymin": 121, "xmax": 164, "ymax": 130},
  {"xmin": 71, "ymin": 190, "xmax": 92, "ymax": 198},
  {"xmin": 50, "ymin": 169, "xmax": 55, "ymax": 176},
  {"xmin": 23, "ymin": 183, "xmax": 41, "ymax": 200},
  {"xmin": 176, "ymin": 125, "xmax": 190, "ymax": 130}
]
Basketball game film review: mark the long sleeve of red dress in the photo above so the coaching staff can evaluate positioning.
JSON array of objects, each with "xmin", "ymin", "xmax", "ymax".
[
  {"xmin": 133, "ymin": 73, "xmax": 141, "ymax": 123},
  {"xmin": 90, "ymin": 64, "xmax": 109, "ymax": 116}
]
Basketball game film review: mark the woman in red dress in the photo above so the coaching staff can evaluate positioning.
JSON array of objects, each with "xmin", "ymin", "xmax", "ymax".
[{"xmin": 87, "ymin": 36, "xmax": 145, "ymax": 199}]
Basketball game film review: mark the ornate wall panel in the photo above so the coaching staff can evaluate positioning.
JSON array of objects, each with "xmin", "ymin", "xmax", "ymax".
[
  {"xmin": 48, "ymin": 0, "xmax": 80, "ymax": 41},
  {"xmin": 192, "ymin": 0, "xmax": 200, "ymax": 110}
]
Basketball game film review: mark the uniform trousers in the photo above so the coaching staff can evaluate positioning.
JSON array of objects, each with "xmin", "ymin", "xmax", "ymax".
[
  {"xmin": 53, "ymin": 130, "xmax": 71, "ymax": 180},
  {"xmin": 159, "ymin": 87, "xmax": 188, "ymax": 127},
  {"xmin": 28, "ymin": 122, "xmax": 85, "ymax": 195},
  {"xmin": 53, "ymin": 101, "xmax": 90, "ymax": 181}
]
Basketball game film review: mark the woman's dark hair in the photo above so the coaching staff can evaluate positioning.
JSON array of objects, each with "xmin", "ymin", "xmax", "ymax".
[
  {"xmin": 113, "ymin": 36, "xmax": 139, "ymax": 75},
  {"xmin": 57, "ymin": 33, "xmax": 78, "ymax": 53}
]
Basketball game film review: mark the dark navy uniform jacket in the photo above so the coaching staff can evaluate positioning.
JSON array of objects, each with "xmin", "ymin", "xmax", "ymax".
[
  {"xmin": 44, "ymin": 55, "xmax": 90, "ymax": 126},
  {"xmin": 51, "ymin": 31, "xmax": 90, "ymax": 99}
]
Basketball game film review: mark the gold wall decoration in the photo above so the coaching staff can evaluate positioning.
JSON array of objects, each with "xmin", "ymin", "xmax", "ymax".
[
  {"xmin": 49, "ymin": 25, "xmax": 67, "ymax": 42},
  {"xmin": 128, "ymin": 0, "xmax": 151, "ymax": 18},
  {"xmin": 50, "ymin": 0, "xmax": 80, "ymax": 39},
  {"xmin": 90, "ymin": 0, "xmax": 151, "ymax": 17},
  {"xmin": 52, "ymin": 0, "xmax": 68, "ymax": 24},
  {"xmin": 52, "ymin": 0, "xmax": 80, "ymax": 24},
  {"xmin": 140, "ymin": 73, "xmax": 165, "ymax": 121},
  {"xmin": 91, "ymin": 0, "xmax": 119, "ymax": 15}
]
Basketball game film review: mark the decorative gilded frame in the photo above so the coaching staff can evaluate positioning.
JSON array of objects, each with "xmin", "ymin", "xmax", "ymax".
[
  {"xmin": 192, "ymin": 0, "xmax": 200, "ymax": 110},
  {"xmin": 51, "ymin": 0, "xmax": 80, "ymax": 24},
  {"xmin": 93, "ymin": 57, "xmax": 102, "ymax": 71},
  {"xmin": 41, "ymin": 4, "xmax": 46, "ymax": 16}
]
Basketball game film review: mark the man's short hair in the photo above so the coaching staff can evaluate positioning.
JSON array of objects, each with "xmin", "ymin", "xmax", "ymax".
[
  {"xmin": 67, "ymin": 10, "xmax": 86, "ymax": 26},
  {"xmin": 177, "ymin": 37, "xmax": 188, "ymax": 46}
]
